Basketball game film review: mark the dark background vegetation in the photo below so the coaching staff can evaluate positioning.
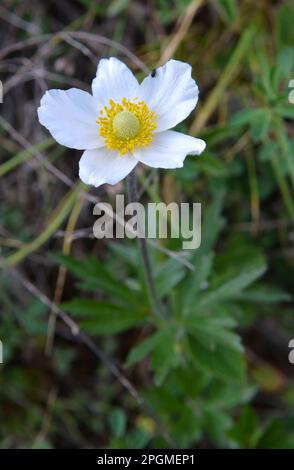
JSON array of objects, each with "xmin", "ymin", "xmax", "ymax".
[{"xmin": 0, "ymin": 0, "xmax": 293, "ymax": 449}]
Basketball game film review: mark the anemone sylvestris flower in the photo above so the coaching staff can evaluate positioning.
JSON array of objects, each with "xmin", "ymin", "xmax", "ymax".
[{"xmin": 38, "ymin": 58, "xmax": 206, "ymax": 187}]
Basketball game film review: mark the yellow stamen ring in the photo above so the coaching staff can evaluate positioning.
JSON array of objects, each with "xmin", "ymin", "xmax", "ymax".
[{"xmin": 97, "ymin": 97, "xmax": 157, "ymax": 155}]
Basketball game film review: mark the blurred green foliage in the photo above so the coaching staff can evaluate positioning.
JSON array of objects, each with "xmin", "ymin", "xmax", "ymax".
[{"xmin": 0, "ymin": 0, "xmax": 293, "ymax": 449}]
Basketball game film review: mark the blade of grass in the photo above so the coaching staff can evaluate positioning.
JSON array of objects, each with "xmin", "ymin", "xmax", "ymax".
[
  {"xmin": 245, "ymin": 147, "xmax": 260, "ymax": 231},
  {"xmin": 46, "ymin": 191, "xmax": 87, "ymax": 355},
  {"xmin": 190, "ymin": 24, "xmax": 256, "ymax": 134},
  {"xmin": 0, "ymin": 138, "xmax": 54, "ymax": 177},
  {"xmin": 1, "ymin": 184, "xmax": 81, "ymax": 268},
  {"xmin": 270, "ymin": 154, "xmax": 294, "ymax": 220},
  {"xmin": 274, "ymin": 118, "xmax": 294, "ymax": 191}
]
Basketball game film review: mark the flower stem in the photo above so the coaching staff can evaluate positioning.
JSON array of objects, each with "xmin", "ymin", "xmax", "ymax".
[{"xmin": 127, "ymin": 170, "xmax": 164, "ymax": 319}]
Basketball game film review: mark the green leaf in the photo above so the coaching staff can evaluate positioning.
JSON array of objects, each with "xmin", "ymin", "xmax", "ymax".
[
  {"xmin": 125, "ymin": 331, "xmax": 163, "ymax": 367},
  {"xmin": 151, "ymin": 330, "xmax": 179, "ymax": 386},
  {"xmin": 180, "ymin": 252, "xmax": 214, "ymax": 316},
  {"xmin": 187, "ymin": 314, "xmax": 243, "ymax": 353},
  {"xmin": 235, "ymin": 284, "xmax": 292, "ymax": 303},
  {"xmin": 275, "ymin": 105, "xmax": 294, "ymax": 120},
  {"xmin": 229, "ymin": 406, "xmax": 258, "ymax": 448},
  {"xmin": 231, "ymin": 106, "xmax": 272, "ymax": 142},
  {"xmin": 276, "ymin": 3, "xmax": 294, "ymax": 47},
  {"xmin": 51, "ymin": 253, "xmax": 138, "ymax": 305},
  {"xmin": 193, "ymin": 190, "xmax": 226, "ymax": 257},
  {"xmin": 204, "ymin": 381, "xmax": 256, "ymax": 410},
  {"xmin": 259, "ymin": 140, "xmax": 279, "ymax": 162},
  {"xmin": 250, "ymin": 109, "xmax": 272, "ymax": 141},
  {"xmin": 108, "ymin": 408, "xmax": 127, "ymax": 438},
  {"xmin": 188, "ymin": 335, "xmax": 246, "ymax": 382},
  {"xmin": 108, "ymin": 243, "xmax": 138, "ymax": 268},
  {"xmin": 204, "ymin": 409, "xmax": 232, "ymax": 446},
  {"xmin": 126, "ymin": 428, "xmax": 150, "ymax": 449},
  {"xmin": 255, "ymin": 419, "xmax": 294, "ymax": 449},
  {"xmin": 198, "ymin": 257, "xmax": 266, "ymax": 307},
  {"xmin": 126, "ymin": 329, "xmax": 179, "ymax": 386},
  {"xmin": 177, "ymin": 194, "xmax": 225, "ymax": 314},
  {"xmin": 61, "ymin": 299, "xmax": 146, "ymax": 335},
  {"xmin": 196, "ymin": 154, "xmax": 228, "ymax": 177},
  {"xmin": 273, "ymin": 47, "xmax": 294, "ymax": 87},
  {"xmin": 155, "ymin": 258, "xmax": 185, "ymax": 298},
  {"xmin": 230, "ymin": 108, "xmax": 266, "ymax": 127}
]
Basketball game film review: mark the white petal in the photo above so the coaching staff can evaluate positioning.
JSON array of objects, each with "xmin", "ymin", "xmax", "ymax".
[
  {"xmin": 79, "ymin": 148, "xmax": 137, "ymax": 187},
  {"xmin": 92, "ymin": 58, "xmax": 140, "ymax": 107},
  {"xmin": 134, "ymin": 131, "xmax": 206, "ymax": 169},
  {"xmin": 139, "ymin": 60, "xmax": 199, "ymax": 132},
  {"xmin": 38, "ymin": 89, "xmax": 103, "ymax": 150}
]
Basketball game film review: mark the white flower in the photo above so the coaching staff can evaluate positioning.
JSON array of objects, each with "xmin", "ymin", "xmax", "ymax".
[{"xmin": 38, "ymin": 58, "xmax": 206, "ymax": 187}]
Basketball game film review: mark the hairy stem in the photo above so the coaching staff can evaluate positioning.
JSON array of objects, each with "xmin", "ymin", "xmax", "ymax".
[{"xmin": 127, "ymin": 170, "xmax": 164, "ymax": 319}]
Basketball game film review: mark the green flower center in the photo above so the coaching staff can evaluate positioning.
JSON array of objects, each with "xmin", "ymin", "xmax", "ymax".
[{"xmin": 112, "ymin": 111, "xmax": 140, "ymax": 140}]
